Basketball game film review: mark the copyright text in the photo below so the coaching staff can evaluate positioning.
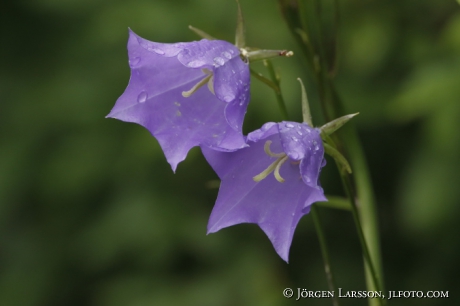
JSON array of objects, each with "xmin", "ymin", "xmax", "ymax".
[{"xmin": 282, "ymin": 288, "xmax": 449, "ymax": 300}]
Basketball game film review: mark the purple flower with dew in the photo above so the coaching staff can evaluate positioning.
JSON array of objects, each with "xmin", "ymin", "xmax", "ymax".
[
  {"xmin": 107, "ymin": 29, "xmax": 250, "ymax": 171},
  {"xmin": 202, "ymin": 121, "xmax": 327, "ymax": 262}
]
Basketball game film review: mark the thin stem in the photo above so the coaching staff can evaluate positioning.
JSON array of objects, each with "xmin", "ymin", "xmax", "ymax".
[
  {"xmin": 339, "ymin": 168, "xmax": 386, "ymax": 305},
  {"xmin": 324, "ymin": 80, "xmax": 385, "ymax": 306},
  {"xmin": 278, "ymin": 2, "xmax": 384, "ymax": 304},
  {"xmin": 329, "ymin": 0, "xmax": 340, "ymax": 78},
  {"xmin": 250, "ymin": 69, "xmax": 280, "ymax": 93},
  {"xmin": 343, "ymin": 124, "xmax": 385, "ymax": 300},
  {"xmin": 311, "ymin": 206, "xmax": 339, "ymax": 306},
  {"xmin": 327, "ymin": 134, "xmax": 385, "ymax": 305},
  {"xmin": 263, "ymin": 60, "xmax": 289, "ymax": 121},
  {"xmin": 317, "ymin": 195, "xmax": 351, "ymax": 211},
  {"xmin": 297, "ymin": 8, "xmax": 384, "ymax": 302}
]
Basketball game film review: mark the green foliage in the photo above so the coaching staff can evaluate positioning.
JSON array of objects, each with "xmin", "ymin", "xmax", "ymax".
[{"xmin": 1, "ymin": 0, "xmax": 459, "ymax": 305}]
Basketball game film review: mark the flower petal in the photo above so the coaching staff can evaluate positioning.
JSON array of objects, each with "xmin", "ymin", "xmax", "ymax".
[
  {"xmin": 107, "ymin": 30, "xmax": 248, "ymax": 171},
  {"xmin": 278, "ymin": 121, "xmax": 316, "ymax": 160},
  {"xmin": 277, "ymin": 122, "xmax": 325, "ymax": 188},
  {"xmin": 204, "ymin": 122, "xmax": 278, "ymax": 179},
  {"xmin": 299, "ymin": 142, "xmax": 326, "ymax": 189},
  {"xmin": 202, "ymin": 126, "xmax": 326, "ymax": 262},
  {"xmin": 177, "ymin": 39, "xmax": 239, "ymax": 69},
  {"xmin": 215, "ymin": 56, "xmax": 250, "ymax": 130}
]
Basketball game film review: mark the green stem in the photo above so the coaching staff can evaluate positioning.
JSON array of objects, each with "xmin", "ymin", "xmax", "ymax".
[
  {"xmin": 318, "ymin": 195, "xmax": 351, "ymax": 211},
  {"xmin": 311, "ymin": 206, "xmax": 339, "ymax": 306},
  {"xmin": 339, "ymin": 168, "xmax": 386, "ymax": 305},
  {"xmin": 250, "ymin": 69, "xmax": 280, "ymax": 93},
  {"xmin": 263, "ymin": 60, "xmax": 289, "ymax": 121},
  {"xmin": 325, "ymin": 80, "xmax": 385, "ymax": 306},
  {"xmin": 323, "ymin": 85, "xmax": 385, "ymax": 305},
  {"xmin": 342, "ymin": 124, "xmax": 386, "ymax": 300},
  {"xmin": 278, "ymin": 1, "xmax": 385, "ymax": 304},
  {"xmin": 265, "ymin": 63, "xmax": 339, "ymax": 305}
]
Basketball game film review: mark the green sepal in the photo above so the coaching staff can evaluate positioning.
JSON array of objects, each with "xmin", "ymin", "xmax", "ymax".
[
  {"xmin": 297, "ymin": 78, "xmax": 313, "ymax": 126},
  {"xmin": 246, "ymin": 49, "xmax": 294, "ymax": 62},
  {"xmin": 188, "ymin": 25, "xmax": 216, "ymax": 40},
  {"xmin": 320, "ymin": 113, "xmax": 359, "ymax": 136},
  {"xmin": 324, "ymin": 142, "xmax": 352, "ymax": 174},
  {"xmin": 235, "ymin": 0, "xmax": 246, "ymax": 48}
]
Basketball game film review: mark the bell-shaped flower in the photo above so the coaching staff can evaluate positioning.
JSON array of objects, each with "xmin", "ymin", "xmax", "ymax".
[
  {"xmin": 201, "ymin": 121, "xmax": 327, "ymax": 262},
  {"xmin": 107, "ymin": 29, "xmax": 250, "ymax": 171}
]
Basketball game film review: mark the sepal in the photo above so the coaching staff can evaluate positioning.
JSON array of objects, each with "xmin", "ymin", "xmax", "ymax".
[
  {"xmin": 188, "ymin": 25, "xmax": 216, "ymax": 40},
  {"xmin": 320, "ymin": 113, "xmax": 359, "ymax": 136},
  {"xmin": 246, "ymin": 49, "xmax": 294, "ymax": 62}
]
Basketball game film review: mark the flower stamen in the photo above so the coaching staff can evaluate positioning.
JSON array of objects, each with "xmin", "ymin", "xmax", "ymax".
[
  {"xmin": 274, "ymin": 155, "xmax": 289, "ymax": 183},
  {"xmin": 182, "ymin": 69, "xmax": 214, "ymax": 97},
  {"xmin": 253, "ymin": 157, "xmax": 284, "ymax": 182},
  {"xmin": 253, "ymin": 140, "xmax": 288, "ymax": 183},
  {"xmin": 207, "ymin": 75, "xmax": 215, "ymax": 94},
  {"xmin": 264, "ymin": 140, "xmax": 285, "ymax": 158}
]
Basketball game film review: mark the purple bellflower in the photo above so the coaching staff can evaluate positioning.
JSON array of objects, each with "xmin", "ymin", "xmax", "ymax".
[
  {"xmin": 107, "ymin": 29, "xmax": 250, "ymax": 171},
  {"xmin": 201, "ymin": 121, "xmax": 327, "ymax": 262}
]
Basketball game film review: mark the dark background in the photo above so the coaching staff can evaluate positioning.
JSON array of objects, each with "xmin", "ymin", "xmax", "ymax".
[{"xmin": 1, "ymin": 0, "xmax": 459, "ymax": 305}]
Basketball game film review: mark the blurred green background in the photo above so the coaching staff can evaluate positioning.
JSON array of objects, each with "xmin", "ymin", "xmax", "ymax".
[{"xmin": 1, "ymin": 0, "xmax": 460, "ymax": 305}]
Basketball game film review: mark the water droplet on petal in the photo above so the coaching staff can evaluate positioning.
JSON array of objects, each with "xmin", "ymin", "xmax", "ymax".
[
  {"xmin": 222, "ymin": 51, "xmax": 232, "ymax": 59},
  {"xmin": 286, "ymin": 123, "xmax": 294, "ymax": 128},
  {"xmin": 213, "ymin": 57, "xmax": 225, "ymax": 66},
  {"xmin": 291, "ymin": 152, "xmax": 300, "ymax": 159},
  {"xmin": 297, "ymin": 130, "xmax": 303, "ymax": 136},
  {"xmin": 129, "ymin": 57, "xmax": 141, "ymax": 67},
  {"xmin": 187, "ymin": 60, "xmax": 205, "ymax": 68},
  {"xmin": 174, "ymin": 101, "xmax": 181, "ymax": 107},
  {"xmin": 223, "ymin": 95, "xmax": 234, "ymax": 102},
  {"xmin": 291, "ymin": 136, "xmax": 298, "ymax": 142},
  {"xmin": 305, "ymin": 176, "xmax": 311, "ymax": 183},
  {"xmin": 137, "ymin": 91, "xmax": 148, "ymax": 103},
  {"xmin": 152, "ymin": 48, "xmax": 165, "ymax": 55}
]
